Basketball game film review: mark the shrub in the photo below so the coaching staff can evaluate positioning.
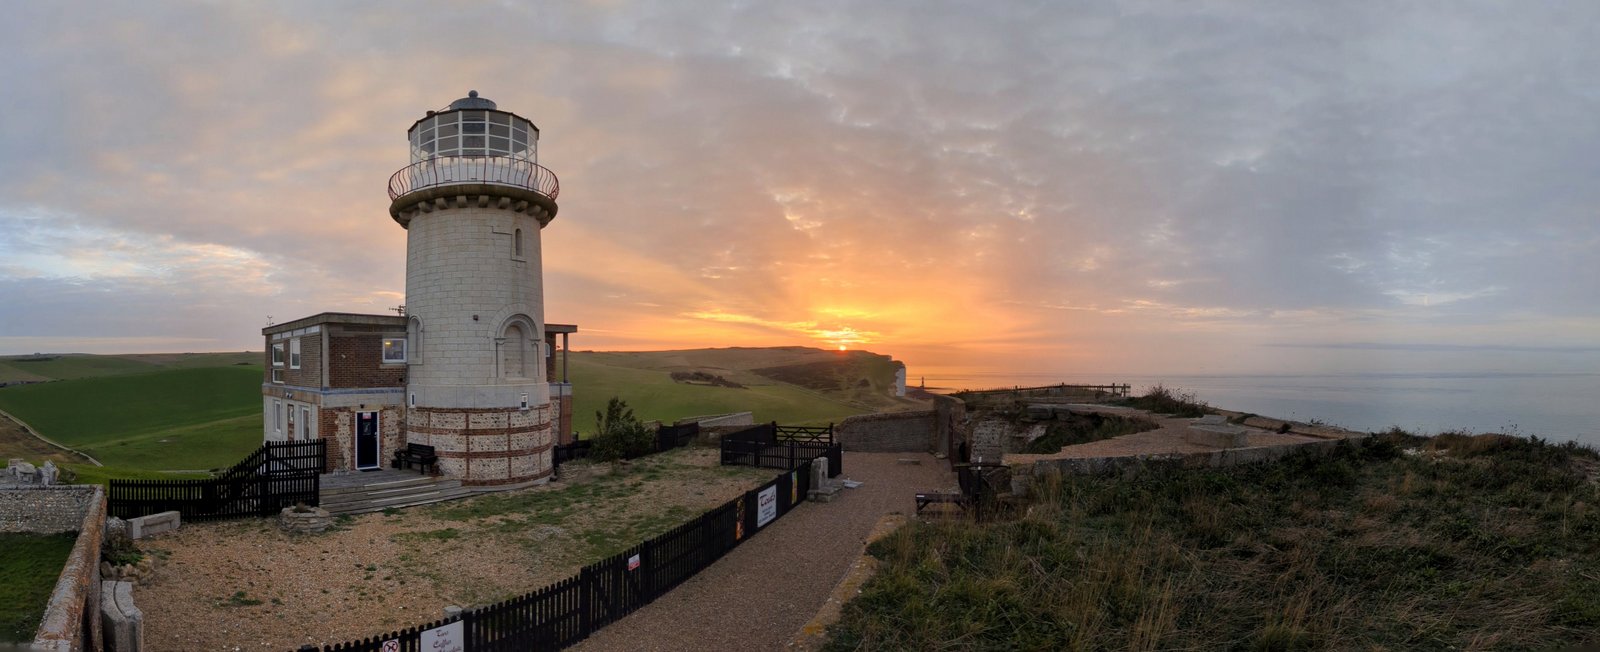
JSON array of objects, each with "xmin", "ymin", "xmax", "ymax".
[
  {"xmin": 1123, "ymin": 384, "xmax": 1212, "ymax": 418},
  {"xmin": 590, "ymin": 397, "xmax": 655, "ymax": 462}
]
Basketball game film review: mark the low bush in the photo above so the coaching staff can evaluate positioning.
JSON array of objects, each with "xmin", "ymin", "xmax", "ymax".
[
  {"xmin": 1121, "ymin": 384, "xmax": 1212, "ymax": 417},
  {"xmin": 828, "ymin": 434, "xmax": 1600, "ymax": 651},
  {"xmin": 589, "ymin": 397, "xmax": 655, "ymax": 462}
]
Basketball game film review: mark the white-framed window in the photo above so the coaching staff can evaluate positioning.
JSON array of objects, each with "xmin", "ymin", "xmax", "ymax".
[
  {"xmin": 272, "ymin": 368, "xmax": 284, "ymax": 383},
  {"xmin": 301, "ymin": 407, "xmax": 311, "ymax": 439},
  {"xmin": 289, "ymin": 338, "xmax": 301, "ymax": 369},
  {"xmin": 409, "ymin": 109, "xmax": 537, "ymax": 161},
  {"xmin": 382, "ymin": 337, "xmax": 407, "ymax": 364},
  {"xmin": 273, "ymin": 400, "xmax": 283, "ymax": 434},
  {"xmin": 272, "ymin": 342, "xmax": 286, "ymax": 367}
]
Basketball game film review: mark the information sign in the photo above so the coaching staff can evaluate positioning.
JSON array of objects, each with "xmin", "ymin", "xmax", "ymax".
[
  {"xmin": 757, "ymin": 485, "xmax": 778, "ymax": 527},
  {"xmin": 421, "ymin": 620, "xmax": 464, "ymax": 652}
]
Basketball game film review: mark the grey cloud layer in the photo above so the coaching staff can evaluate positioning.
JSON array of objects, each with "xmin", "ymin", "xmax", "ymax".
[{"xmin": 1, "ymin": 1, "xmax": 1597, "ymax": 363}]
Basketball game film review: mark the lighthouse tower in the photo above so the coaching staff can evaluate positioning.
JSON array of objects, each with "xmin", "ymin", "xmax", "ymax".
[{"xmin": 388, "ymin": 91, "xmax": 561, "ymax": 487}]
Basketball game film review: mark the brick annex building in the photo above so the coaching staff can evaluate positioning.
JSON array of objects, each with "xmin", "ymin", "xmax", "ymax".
[{"xmin": 261, "ymin": 91, "xmax": 577, "ymax": 487}]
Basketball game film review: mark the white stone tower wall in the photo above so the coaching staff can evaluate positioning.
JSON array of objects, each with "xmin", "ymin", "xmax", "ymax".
[{"xmin": 406, "ymin": 206, "xmax": 549, "ymax": 408}]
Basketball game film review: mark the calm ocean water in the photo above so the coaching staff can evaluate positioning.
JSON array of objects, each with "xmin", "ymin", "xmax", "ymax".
[{"xmin": 914, "ymin": 370, "xmax": 1600, "ymax": 446}]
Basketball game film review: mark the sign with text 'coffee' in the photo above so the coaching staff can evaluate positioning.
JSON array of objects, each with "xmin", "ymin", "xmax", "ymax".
[
  {"xmin": 757, "ymin": 485, "xmax": 778, "ymax": 527},
  {"xmin": 421, "ymin": 620, "xmax": 464, "ymax": 652}
]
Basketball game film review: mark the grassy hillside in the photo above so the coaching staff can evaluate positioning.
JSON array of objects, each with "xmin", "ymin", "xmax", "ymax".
[
  {"xmin": 0, "ymin": 352, "xmax": 258, "ymax": 383},
  {"xmin": 828, "ymin": 433, "xmax": 1600, "ymax": 651},
  {"xmin": 0, "ymin": 347, "xmax": 900, "ymax": 466},
  {"xmin": 569, "ymin": 351, "xmax": 873, "ymax": 434},
  {"xmin": 0, "ymin": 366, "xmax": 262, "ymax": 470}
]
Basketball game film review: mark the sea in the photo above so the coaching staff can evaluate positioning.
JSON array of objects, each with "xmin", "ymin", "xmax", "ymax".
[{"xmin": 914, "ymin": 369, "xmax": 1600, "ymax": 447}]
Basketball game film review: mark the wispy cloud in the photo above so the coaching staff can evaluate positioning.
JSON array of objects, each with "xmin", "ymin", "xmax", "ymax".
[{"xmin": 1, "ymin": 1, "xmax": 1598, "ymax": 374}]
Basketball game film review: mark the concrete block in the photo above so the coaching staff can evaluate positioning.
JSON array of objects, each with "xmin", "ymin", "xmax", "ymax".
[
  {"xmin": 1187, "ymin": 424, "xmax": 1250, "ymax": 449},
  {"xmin": 808, "ymin": 457, "xmax": 841, "ymax": 502},
  {"xmin": 101, "ymin": 580, "xmax": 144, "ymax": 652},
  {"xmin": 127, "ymin": 511, "xmax": 180, "ymax": 539}
]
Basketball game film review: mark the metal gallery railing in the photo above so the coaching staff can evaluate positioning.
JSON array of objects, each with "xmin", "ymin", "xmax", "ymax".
[{"xmin": 388, "ymin": 156, "xmax": 560, "ymax": 201}]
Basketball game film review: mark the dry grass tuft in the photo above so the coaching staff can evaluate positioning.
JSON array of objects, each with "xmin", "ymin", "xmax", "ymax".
[{"xmin": 827, "ymin": 433, "xmax": 1600, "ymax": 651}]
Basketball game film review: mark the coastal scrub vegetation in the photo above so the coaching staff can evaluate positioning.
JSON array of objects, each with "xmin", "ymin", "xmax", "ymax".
[
  {"xmin": 827, "ymin": 432, "xmax": 1600, "ymax": 651},
  {"xmin": 589, "ymin": 397, "xmax": 656, "ymax": 462},
  {"xmin": 1120, "ymin": 384, "xmax": 1212, "ymax": 417},
  {"xmin": 1022, "ymin": 413, "xmax": 1160, "ymax": 454}
]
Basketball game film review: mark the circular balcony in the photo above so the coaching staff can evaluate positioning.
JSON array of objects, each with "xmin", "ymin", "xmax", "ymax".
[{"xmin": 388, "ymin": 156, "xmax": 559, "ymax": 201}]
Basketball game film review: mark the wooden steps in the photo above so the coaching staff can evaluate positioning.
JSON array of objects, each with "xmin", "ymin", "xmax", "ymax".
[{"xmin": 319, "ymin": 472, "xmax": 472, "ymax": 515}]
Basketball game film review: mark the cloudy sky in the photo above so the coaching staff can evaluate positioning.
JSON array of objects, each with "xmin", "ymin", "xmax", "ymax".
[{"xmin": 2, "ymin": 1, "xmax": 1597, "ymax": 376}]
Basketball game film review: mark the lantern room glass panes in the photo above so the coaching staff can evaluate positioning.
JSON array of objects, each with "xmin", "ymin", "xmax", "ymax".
[{"xmin": 409, "ymin": 109, "xmax": 538, "ymax": 163}]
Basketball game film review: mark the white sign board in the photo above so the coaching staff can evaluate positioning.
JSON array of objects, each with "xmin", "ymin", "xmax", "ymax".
[
  {"xmin": 628, "ymin": 553, "xmax": 641, "ymax": 571},
  {"xmin": 756, "ymin": 485, "xmax": 778, "ymax": 527},
  {"xmin": 421, "ymin": 620, "xmax": 465, "ymax": 652}
]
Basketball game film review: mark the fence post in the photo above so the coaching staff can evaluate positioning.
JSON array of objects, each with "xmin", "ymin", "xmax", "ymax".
[
  {"xmin": 640, "ymin": 538, "xmax": 654, "ymax": 601},
  {"xmin": 579, "ymin": 565, "xmax": 593, "ymax": 637}
]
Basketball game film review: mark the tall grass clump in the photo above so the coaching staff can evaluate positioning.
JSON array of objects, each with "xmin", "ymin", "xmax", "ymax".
[
  {"xmin": 1023, "ymin": 413, "xmax": 1159, "ymax": 454},
  {"xmin": 827, "ymin": 432, "xmax": 1600, "ymax": 651},
  {"xmin": 1122, "ymin": 384, "xmax": 1212, "ymax": 418}
]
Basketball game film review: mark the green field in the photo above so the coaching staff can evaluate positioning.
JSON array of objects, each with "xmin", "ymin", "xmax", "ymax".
[
  {"xmin": 0, "ymin": 532, "xmax": 77, "ymax": 642},
  {"xmin": 0, "ymin": 347, "xmax": 911, "ymax": 469},
  {"xmin": 567, "ymin": 348, "xmax": 916, "ymax": 435},
  {"xmin": 0, "ymin": 365, "xmax": 263, "ymax": 470},
  {"xmin": 0, "ymin": 352, "xmax": 259, "ymax": 384}
]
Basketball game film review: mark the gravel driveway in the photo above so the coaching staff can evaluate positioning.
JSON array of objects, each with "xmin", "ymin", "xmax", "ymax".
[{"xmin": 573, "ymin": 452, "xmax": 953, "ymax": 652}]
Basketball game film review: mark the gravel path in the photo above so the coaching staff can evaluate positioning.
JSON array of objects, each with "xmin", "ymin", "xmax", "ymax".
[
  {"xmin": 132, "ymin": 448, "xmax": 772, "ymax": 652},
  {"xmin": 573, "ymin": 452, "xmax": 953, "ymax": 652}
]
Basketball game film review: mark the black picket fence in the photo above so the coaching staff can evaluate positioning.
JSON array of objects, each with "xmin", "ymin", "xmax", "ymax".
[
  {"xmin": 723, "ymin": 422, "xmax": 835, "ymax": 445},
  {"xmin": 306, "ymin": 459, "xmax": 818, "ymax": 652},
  {"xmin": 553, "ymin": 422, "xmax": 703, "ymax": 468},
  {"xmin": 719, "ymin": 423, "xmax": 842, "ymax": 477},
  {"xmin": 721, "ymin": 438, "xmax": 842, "ymax": 477},
  {"xmin": 657, "ymin": 422, "xmax": 699, "ymax": 450},
  {"xmin": 215, "ymin": 439, "xmax": 327, "ymax": 480},
  {"xmin": 776, "ymin": 424, "xmax": 834, "ymax": 444},
  {"xmin": 108, "ymin": 440, "xmax": 325, "ymax": 522},
  {"xmin": 552, "ymin": 440, "xmax": 592, "ymax": 467}
]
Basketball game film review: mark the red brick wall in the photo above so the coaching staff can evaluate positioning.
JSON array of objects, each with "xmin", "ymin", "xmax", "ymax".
[
  {"xmin": 319, "ymin": 409, "xmax": 348, "ymax": 470},
  {"xmin": 263, "ymin": 333, "xmax": 326, "ymax": 387},
  {"xmin": 556, "ymin": 394, "xmax": 574, "ymax": 444},
  {"xmin": 328, "ymin": 329, "xmax": 405, "ymax": 389},
  {"xmin": 283, "ymin": 333, "xmax": 322, "ymax": 387}
]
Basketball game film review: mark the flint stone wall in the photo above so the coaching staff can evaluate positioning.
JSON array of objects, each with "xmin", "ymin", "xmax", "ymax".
[
  {"xmin": 837, "ymin": 410, "xmax": 936, "ymax": 453},
  {"xmin": 6, "ymin": 485, "xmax": 107, "ymax": 652},
  {"xmin": 1, "ymin": 486, "xmax": 99, "ymax": 534}
]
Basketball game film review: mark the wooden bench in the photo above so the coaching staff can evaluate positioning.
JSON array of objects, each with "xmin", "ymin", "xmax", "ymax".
[
  {"xmin": 915, "ymin": 463, "xmax": 1006, "ymax": 519},
  {"xmin": 392, "ymin": 443, "xmax": 439, "ymax": 474},
  {"xmin": 914, "ymin": 491, "xmax": 970, "ymax": 513}
]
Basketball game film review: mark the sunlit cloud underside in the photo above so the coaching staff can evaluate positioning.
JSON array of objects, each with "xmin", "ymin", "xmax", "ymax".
[{"xmin": 2, "ymin": 2, "xmax": 1598, "ymax": 375}]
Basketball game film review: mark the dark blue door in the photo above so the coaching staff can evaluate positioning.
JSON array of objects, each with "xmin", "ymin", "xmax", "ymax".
[{"xmin": 356, "ymin": 412, "xmax": 379, "ymax": 470}]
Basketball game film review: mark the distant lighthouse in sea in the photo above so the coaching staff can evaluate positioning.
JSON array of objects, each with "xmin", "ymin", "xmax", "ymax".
[{"xmin": 389, "ymin": 90, "xmax": 564, "ymax": 487}]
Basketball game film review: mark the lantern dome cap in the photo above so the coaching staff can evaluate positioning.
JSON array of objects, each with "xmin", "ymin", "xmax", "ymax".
[{"xmin": 448, "ymin": 90, "xmax": 497, "ymax": 111}]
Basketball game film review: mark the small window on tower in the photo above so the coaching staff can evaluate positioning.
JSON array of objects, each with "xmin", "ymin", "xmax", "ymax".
[
  {"xmin": 514, "ymin": 228, "xmax": 523, "ymax": 258},
  {"xmin": 382, "ymin": 338, "xmax": 407, "ymax": 364}
]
